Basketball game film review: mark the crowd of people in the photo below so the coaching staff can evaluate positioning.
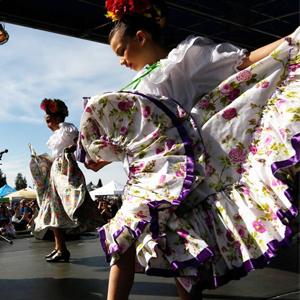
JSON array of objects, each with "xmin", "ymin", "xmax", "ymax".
[
  {"xmin": 0, "ymin": 198, "xmax": 38, "ymax": 238},
  {"xmin": 95, "ymin": 196, "xmax": 122, "ymax": 224},
  {"xmin": 0, "ymin": 193, "xmax": 121, "ymax": 239}
]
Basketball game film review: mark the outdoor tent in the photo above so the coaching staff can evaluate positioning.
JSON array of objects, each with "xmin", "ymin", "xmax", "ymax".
[
  {"xmin": 0, "ymin": 184, "xmax": 17, "ymax": 197},
  {"xmin": 7, "ymin": 188, "xmax": 37, "ymax": 200},
  {"xmin": 89, "ymin": 180, "xmax": 124, "ymax": 200}
]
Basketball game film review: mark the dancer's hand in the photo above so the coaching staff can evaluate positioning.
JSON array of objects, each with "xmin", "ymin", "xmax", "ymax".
[{"xmin": 84, "ymin": 159, "xmax": 112, "ymax": 172}]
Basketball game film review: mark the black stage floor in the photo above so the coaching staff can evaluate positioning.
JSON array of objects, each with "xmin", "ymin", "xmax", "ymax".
[{"xmin": 0, "ymin": 232, "xmax": 299, "ymax": 300}]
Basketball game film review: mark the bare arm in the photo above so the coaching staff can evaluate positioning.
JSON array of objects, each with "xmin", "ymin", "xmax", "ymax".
[
  {"xmin": 238, "ymin": 35, "xmax": 291, "ymax": 70},
  {"xmin": 84, "ymin": 158, "xmax": 112, "ymax": 172}
]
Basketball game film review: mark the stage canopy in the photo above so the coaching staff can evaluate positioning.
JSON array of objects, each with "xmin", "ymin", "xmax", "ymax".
[
  {"xmin": 0, "ymin": 184, "xmax": 17, "ymax": 197},
  {"xmin": 90, "ymin": 180, "xmax": 124, "ymax": 199},
  {"xmin": 6, "ymin": 188, "xmax": 37, "ymax": 200},
  {"xmin": 0, "ymin": 0, "xmax": 298, "ymax": 50}
]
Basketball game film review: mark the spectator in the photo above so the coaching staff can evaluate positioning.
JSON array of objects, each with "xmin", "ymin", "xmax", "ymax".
[
  {"xmin": 0, "ymin": 204, "xmax": 16, "ymax": 237},
  {"xmin": 109, "ymin": 199, "xmax": 118, "ymax": 218},
  {"xmin": 12, "ymin": 203, "xmax": 29, "ymax": 231},
  {"xmin": 99, "ymin": 201, "xmax": 112, "ymax": 224},
  {"xmin": 28, "ymin": 200, "xmax": 38, "ymax": 229},
  {"xmin": 19, "ymin": 199, "xmax": 32, "ymax": 219}
]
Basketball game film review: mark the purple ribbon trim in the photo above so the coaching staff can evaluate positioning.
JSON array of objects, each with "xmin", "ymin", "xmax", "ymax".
[
  {"xmin": 97, "ymin": 90, "xmax": 199, "ymax": 262},
  {"xmin": 171, "ymin": 247, "xmax": 214, "ymax": 270},
  {"xmin": 271, "ymin": 133, "xmax": 300, "ymax": 175}
]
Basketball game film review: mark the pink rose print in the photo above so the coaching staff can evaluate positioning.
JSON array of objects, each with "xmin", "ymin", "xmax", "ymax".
[
  {"xmin": 228, "ymin": 148, "xmax": 247, "ymax": 163},
  {"xmin": 199, "ymin": 98, "xmax": 211, "ymax": 108},
  {"xmin": 142, "ymin": 105, "xmax": 151, "ymax": 118},
  {"xmin": 129, "ymin": 162, "xmax": 145, "ymax": 174},
  {"xmin": 85, "ymin": 107, "xmax": 92, "ymax": 113},
  {"xmin": 289, "ymin": 64, "xmax": 300, "ymax": 72},
  {"xmin": 136, "ymin": 212, "xmax": 147, "ymax": 218},
  {"xmin": 276, "ymin": 99, "xmax": 286, "ymax": 109},
  {"xmin": 236, "ymin": 70, "xmax": 252, "ymax": 82},
  {"xmin": 205, "ymin": 164, "xmax": 213, "ymax": 176},
  {"xmin": 227, "ymin": 89, "xmax": 240, "ymax": 101},
  {"xmin": 252, "ymin": 220, "xmax": 266, "ymax": 233},
  {"xmin": 233, "ymin": 214, "xmax": 243, "ymax": 221},
  {"xmin": 262, "ymin": 81, "xmax": 269, "ymax": 88},
  {"xmin": 279, "ymin": 128, "xmax": 286, "ymax": 139},
  {"xmin": 233, "ymin": 240, "xmax": 242, "ymax": 255},
  {"xmin": 178, "ymin": 107, "xmax": 186, "ymax": 118},
  {"xmin": 226, "ymin": 230, "xmax": 235, "ymax": 242},
  {"xmin": 268, "ymin": 207, "xmax": 278, "ymax": 221},
  {"xmin": 120, "ymin": 126, "xmax": 127, "ymax": 136},
  {"xmin": 176, "ymin": 170, "xmax": 185, "ymax": 178},
  {"xmin": 250, "ymin": 145, "xmax": 257, "ymax": 154},
  {"xmin": 156, "ymin": 148, "xmax": 164, "ymax": 154},
  {"xmin": 241, "ymin": 186, "xmax": 250, "ymax": 195},
  {"xmin": 118, "ymin": 101, "xmax": 133, "ymax": 111},
  {"xmin": 235, "ymin": 224, "xmax": 245, "ymax": 238},
  {"xmin": 159, "ymin": 175, "xmax": 166, "ymax": 184},
  {"xmin": 236, "ymin": 167, "xmax": 245, "ymax": 174},
  {"xmin": 262, "ymin": 135, "xmax": 273, "ymax": 147},
  {"xmin": 180, "ymin": 164, "xmax": 186, "ymax": 172},
  {"xmin": 152, "ymin": 130, "xmax": 161, "ymax": 138},
  {"xmin": 222, "ymin": 108, "xmax": 237, "ymax": 120},
  {"xmin": 165, "ymin": 139, "xmax": 176, "ymax": 150},
  {"xmin": 219, "ymin": 84, "xmax": 233, "ymax": 96},
  {"xmin": 178, "ymin": 228, "xmax": 189, "ymax": 239}
]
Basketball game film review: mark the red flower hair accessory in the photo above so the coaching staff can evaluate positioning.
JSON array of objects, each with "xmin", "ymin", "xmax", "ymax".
[
  {"xmin": 40, "ymin": 98, "xmax": 69, "ymax": 117},
  {"xmin": 105, "ymin": 0, "xmax": 165, "ymax": 28}
]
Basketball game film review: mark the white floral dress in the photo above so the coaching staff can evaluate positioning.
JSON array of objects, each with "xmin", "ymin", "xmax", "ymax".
[
  {"xmin": 77, "ymin": 27, "xmax": 300, "ymax": 294},
  {"xmin": 30, "ymin": 122, "xmax": 102, "ymax": 233}
]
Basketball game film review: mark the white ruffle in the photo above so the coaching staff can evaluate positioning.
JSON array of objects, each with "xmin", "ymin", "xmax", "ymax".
[
  {"xmin": 46, "ymin": 122, "xmax": 78, "ymax": 158},
  {"xmin": 133, "ymin": 35, "xmax": 247, "ymax": 112}
]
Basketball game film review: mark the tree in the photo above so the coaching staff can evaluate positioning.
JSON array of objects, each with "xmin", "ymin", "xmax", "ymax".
[
  {"xmin": 0, "ymin": 169, "xmax": 7, "ymax": 188},
  {"xmin": 97, "ymin": 179, "xmax": 103, "ymax": 188},
  {"xmin": 15, "ymin": 173, "xmax": 27, "ymax": 190}
]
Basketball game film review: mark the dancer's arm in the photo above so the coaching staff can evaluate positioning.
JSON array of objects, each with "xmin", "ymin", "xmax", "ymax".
[
  {"xmin": 84, "ymin": 158, "xmax": 112, "ymax": 172},
  {"xmin": 238, "ymin": 35, "xmax": 291, "ymax": 70}
]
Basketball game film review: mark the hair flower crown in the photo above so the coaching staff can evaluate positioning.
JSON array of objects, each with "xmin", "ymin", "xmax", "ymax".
[
  {"xmin": 105, "ymin": 0, "xmax": 165, "ymax": 28},
  {"xmin": 40, "ymin": 98, "xmax": 69, "ymax": 117}
]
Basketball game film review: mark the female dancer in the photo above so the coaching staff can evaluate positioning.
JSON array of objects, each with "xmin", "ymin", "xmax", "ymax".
[
  {"xmin": 77, "ymin": 0, "xmax": 299, "ymax": 299},
  {"xmin": 30, "ymin": 98, "xmax": 102, "ymax": 262}
]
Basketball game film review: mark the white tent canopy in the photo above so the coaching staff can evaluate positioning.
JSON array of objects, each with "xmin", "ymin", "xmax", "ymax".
[{"xmin": 89, "ymin": 180, "xmax": 124, "ymax": 200}]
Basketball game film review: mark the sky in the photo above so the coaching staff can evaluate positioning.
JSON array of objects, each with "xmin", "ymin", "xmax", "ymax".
[{"xmin": 0, "ymin": 23, "xmax": 135, "ymax": 189}]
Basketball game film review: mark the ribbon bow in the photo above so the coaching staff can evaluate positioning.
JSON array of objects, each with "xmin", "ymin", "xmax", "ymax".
[{"xmin": 120, "ymin": 62, "xmax": 162, "ymax": 91}]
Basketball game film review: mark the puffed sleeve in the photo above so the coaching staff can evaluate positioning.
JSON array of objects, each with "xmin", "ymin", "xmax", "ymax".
[
  {"xmin": 134, "ymin": 35, "xmax": 247, "ymax": 112},
  {"xmin": 77, "ymin": 95, "xmax": 126, "ymax": 165},
  {"xmin": 46, "ymin": 122, "xmax": 78, "ymax": 158}
]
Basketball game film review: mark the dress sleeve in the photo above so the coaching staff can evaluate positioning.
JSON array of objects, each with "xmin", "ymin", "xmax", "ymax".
[
  {"xmin": 46, "ymin": 122, "xmax": 79, "ymax": 158},
  {"xmin": 134, "ymin": 35, "xmax": 247, "ymax": 111},
  {"xmin": 77, "ymin": 95, "xmax": 126, "ymax": 165}
]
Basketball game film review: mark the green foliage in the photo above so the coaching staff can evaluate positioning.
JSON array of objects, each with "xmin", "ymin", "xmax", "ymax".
[
  {"xmin": 97, "ymin": 178, "xmax": 103, "ymax": 188},
  {"xmin": 14, "ymin": 173, "xmax": 27, "ymax": 190}
]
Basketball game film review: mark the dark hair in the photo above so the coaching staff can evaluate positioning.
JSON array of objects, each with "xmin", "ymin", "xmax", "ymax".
[
  {"xmin": 41, "ymin": 98, "xmax": 69, "ymax": 122},
  {"xmin": 109, "ymin": 0, "xmax": 167, "ymax": 46}
]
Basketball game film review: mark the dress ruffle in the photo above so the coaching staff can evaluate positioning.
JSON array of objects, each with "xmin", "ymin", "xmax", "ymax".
[
  {"xmin": 77, "ymin": 27, "xmax": 300, "ymax": 294},
  {"xmin": 46, "ymin": 122, "xmax": 78, "ymax": 158}
]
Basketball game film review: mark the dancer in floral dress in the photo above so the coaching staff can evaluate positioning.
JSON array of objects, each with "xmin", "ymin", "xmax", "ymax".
[
  {"xmin": 77, "ymin": 1, "xmax": 299, "ymax": 299},
  {"xmin": 30, "ymin": 99, "xmax": 102, "ymax": 263}
]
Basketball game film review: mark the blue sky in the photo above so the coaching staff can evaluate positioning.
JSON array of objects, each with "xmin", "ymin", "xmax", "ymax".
[{"xmin": 0, "ymin": 23, "xmax": 135, "ymax": 188}]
